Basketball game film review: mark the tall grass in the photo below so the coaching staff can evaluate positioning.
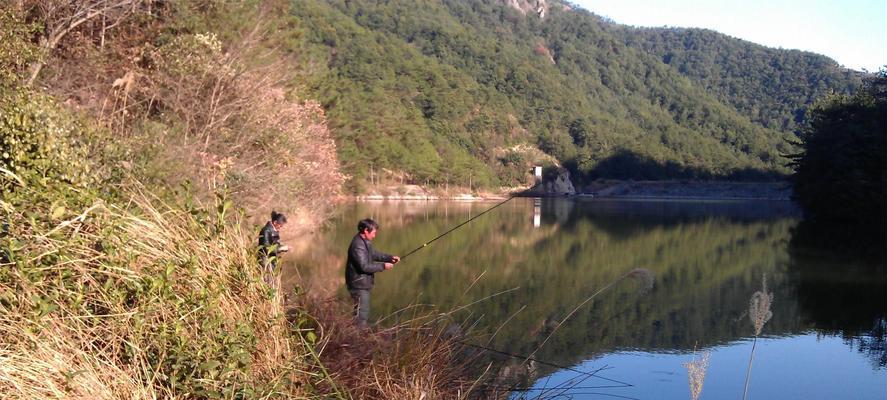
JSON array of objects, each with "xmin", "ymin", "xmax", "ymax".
[
  {"xmin": 0, "ymin": 190, "xmax": 313, "ymax": 398},
  {"xmin": 292, "ymin": 289, "xmax": 492, "ymax": 399}
]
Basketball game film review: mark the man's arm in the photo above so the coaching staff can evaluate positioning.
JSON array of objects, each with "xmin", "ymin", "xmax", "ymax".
[
  {"xmin": 370, "ymin": 243, "xmax": 399, "ymax": 264},
  {"xmin": 371, "ymin": 247, "xmax": 395, "ymax": 263},
  {"xmin": 351, "ymin": 239, "xmax": 386, "ymax": 273}
]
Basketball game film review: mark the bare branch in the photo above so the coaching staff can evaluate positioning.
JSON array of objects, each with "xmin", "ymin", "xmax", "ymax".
[{"xmin": 24, "ymin": 0, "xmax": 147, "ymax": 86}]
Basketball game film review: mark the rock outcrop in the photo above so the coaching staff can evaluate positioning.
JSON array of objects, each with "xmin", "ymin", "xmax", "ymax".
[
  {"xmin": 525, "ymin": 168, "xmax": 576, "ymax": 196},
  {"xmin": 502, "ymin": 0, "xmax": 549, "ymax": 18}
]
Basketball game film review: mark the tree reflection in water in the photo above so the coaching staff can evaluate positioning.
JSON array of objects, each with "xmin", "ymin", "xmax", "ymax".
[
  {"xmin": 788, "ymin": 218, "xmax": 887, "ymax": 368},
  {"xmin": 288, "ymin": 198, "xmax": 886, "ymax": 392}
]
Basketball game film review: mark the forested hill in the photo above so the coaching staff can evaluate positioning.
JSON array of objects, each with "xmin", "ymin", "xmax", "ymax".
[
  {"xmin": 615, "ymin": 26, "xmax": 863, "ymax": 133},
  {"xmin": 289, "ymin": 0, "xmax": 864, "ymax": 191}
]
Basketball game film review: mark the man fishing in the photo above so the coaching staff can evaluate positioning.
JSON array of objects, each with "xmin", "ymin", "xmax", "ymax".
[{"xmin": 345, "ymin": 218, "xmax": 399, "ymax": 327}]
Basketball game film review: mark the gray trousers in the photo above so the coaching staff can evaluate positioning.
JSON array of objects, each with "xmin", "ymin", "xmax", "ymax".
[{"xmin": 349, "ymin": 289, "xmax": 371, "ymax": 327}]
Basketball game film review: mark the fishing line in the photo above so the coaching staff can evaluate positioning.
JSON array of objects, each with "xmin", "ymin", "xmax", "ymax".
[
  {"xmin": 462, "ymin": 340, "xmax": 637, "ymax": 399},
  {"xmin": 389, "ymin": 198, "xmax": 650, "ymax": 396},
  {"xmin": 399, "ymin": 196, "xmax": 516, "ymax": 261},
  {"xmin": 456, "ymin": 340, "xmax": 634, "ymax": 388}
]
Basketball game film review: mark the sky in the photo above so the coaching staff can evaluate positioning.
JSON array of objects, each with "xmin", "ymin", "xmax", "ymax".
[{"xmin": 571, "ymin": 0, "xmax": 886, "ymax": 72}]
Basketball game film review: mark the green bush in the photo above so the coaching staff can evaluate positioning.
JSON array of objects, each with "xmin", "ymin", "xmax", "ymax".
[
  {"xmin": 0, "ymin": 89, "xmax": 92, "ymax": 193},
  {"xmin": 0, "ymin": 10, "xmax": 44, "ymax": 87}
]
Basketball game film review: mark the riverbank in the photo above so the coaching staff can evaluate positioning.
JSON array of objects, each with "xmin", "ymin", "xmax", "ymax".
[{"xmin": 356, "ymin": 184, "xmax": 515, "ymax": 201}]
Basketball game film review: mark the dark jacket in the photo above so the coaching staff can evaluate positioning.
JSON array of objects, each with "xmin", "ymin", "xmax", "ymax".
[
  {"xmin": 258, "ymin": 222, "xmax": 281, "ymax": 261},
  {"xmin": 345, "ymin": 234, "xmax": 395, "ymax": 291}
]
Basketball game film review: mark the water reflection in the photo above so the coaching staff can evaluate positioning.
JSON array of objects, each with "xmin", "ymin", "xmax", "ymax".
[
  {"xmin": 286, "ymin": 198, "xmax": 886, "ymax": 398},
  {"xmin": 788, "ymin": 218, "xmax": 887, "ymax": 369}
]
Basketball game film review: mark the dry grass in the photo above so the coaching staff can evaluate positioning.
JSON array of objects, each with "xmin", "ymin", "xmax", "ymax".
[
  {"xmin": 134, "ymin": 24, "xmax": 346, "ymax": 225},
  {"xmin": 0, "ymin": 192, "xmax": 312, "ymax": 399},
  {"xmin": 291, "ymin": 294, "xmax": 485, "ymax": 399},
  {"xmin": 37, "ymin": 0, "xmax": 345, "ymax": 228}
]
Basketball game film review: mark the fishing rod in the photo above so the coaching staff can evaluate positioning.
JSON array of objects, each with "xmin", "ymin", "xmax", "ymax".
[{"xmin": 399, "ymin": 195, "xmax": 517, "ymax": 261}]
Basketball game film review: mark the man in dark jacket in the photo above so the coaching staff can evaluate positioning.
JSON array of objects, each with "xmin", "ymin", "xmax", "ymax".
[{"xmin": 345, "ymin": 218, "xmax": 399, "ymax": 326}]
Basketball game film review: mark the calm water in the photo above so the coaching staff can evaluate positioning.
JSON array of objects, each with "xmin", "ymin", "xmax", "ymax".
[{"xmin": 286, "ymin": 198, "xmax": 887, "ymax": 399}]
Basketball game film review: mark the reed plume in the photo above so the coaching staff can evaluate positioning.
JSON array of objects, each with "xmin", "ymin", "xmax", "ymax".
[
  {"xmin": 749, "ymin": 275, "xmax": 773, "ymax": 336},
  {"xmin": 627, "ymin": 267, "xmax": 656, "ymax": 294},
  {"xmin": 743, "ymin": 274, "xmax": 774, "ymax": 400},
  {"xmin": 683, "ymin": 351, "xmax": 711, "ymax": 400}
]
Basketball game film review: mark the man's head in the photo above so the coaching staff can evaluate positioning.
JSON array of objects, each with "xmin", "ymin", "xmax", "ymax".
[
  {"xmin": 358, "ymin": 218, "xmax": 379, "ymax": 240},
  {"xmin": 271, "ymin": 211, "xmax": 287, "ymax": 230}
]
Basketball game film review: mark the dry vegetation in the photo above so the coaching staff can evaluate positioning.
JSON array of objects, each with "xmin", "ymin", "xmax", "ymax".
[
  {"xmin": 34, "ymin": 0, "xmax": 344, "ymax": 226},
  {"xmin": 2, "ymin": 1, "xmax": 483, "ymax": 399},
  {"xmin": 1, "ymin": 193, "xmax": 309, "ymax": 398},
  {"xmin": 294, "ymin": 297, "xmax": 484, "ymax": 399}
]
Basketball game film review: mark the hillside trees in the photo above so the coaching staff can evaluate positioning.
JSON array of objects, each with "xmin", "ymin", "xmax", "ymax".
[
  {"xmin": 1, "ymin": 9, "xmax": 106, "ymax": 194},
  {"xmin": 289, "ymin": 0, "xmax": 858, "ymax": 191},
  {"xmin": 790, "ymin": 71, "xmax": 887, "ymax": 222},
  {"xmin": 618, "ymin": 26, "xmax": 863, "ymax": 132}
]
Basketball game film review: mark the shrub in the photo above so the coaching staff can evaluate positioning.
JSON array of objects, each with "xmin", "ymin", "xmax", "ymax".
[
  {"xmin": 0, "ymin": 89, "xmax": 92, "ymax": 193},
  {"xmin": 0, "ymin": 10, "xmax": 44, "ymax": 87}
]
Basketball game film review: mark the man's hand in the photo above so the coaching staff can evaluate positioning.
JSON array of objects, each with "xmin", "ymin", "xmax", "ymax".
[
  {"xmin": 391, "ymin": 256, "xmax": 400, "ymax": 264},
  {"xmin": 383, "ymin": 262, "xmax": 395, "ymax": 270}
]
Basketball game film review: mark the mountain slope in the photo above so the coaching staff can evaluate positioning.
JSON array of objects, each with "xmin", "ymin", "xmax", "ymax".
[
  {"xmin": 614, "ymin": 25, "xmax": 864, "ymax": 132},
  {"xmin": 288, "ymin": 0, "xmax": 863, "ymax": 190}
]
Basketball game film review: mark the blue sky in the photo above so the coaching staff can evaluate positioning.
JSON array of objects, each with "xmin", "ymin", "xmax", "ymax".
[{"xmin": 571, "ymin": 0, "xmax": 886, "ymax": 72}]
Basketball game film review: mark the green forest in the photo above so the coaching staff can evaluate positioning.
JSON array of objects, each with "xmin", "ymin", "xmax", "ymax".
[
  {"xmin": 288, "ymin": 0, "xmax": 864, "ymax": 190},
  {"xmin": 789, "ymin": 73, "xmax": 886, "ymax": 223}
]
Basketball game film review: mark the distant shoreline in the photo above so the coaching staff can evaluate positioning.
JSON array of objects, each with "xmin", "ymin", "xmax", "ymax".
[
  {"xmin": 354, "ymin": 180, "xmax": 794, "ymax": 201},
  {"xmin": 576, "ymin": 180, "xmax": 793, "ymax": 201}
]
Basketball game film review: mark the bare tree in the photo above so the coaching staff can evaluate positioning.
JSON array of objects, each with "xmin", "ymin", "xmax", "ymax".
[{"xmin": 22, "ymin": 0, "xmax": 148, "ymax": 86}]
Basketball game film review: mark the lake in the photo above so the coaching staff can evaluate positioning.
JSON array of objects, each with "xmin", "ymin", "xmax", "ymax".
[{"xmin": 286, "ymin": 198, "xmax": 887, "ymax": 399}]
